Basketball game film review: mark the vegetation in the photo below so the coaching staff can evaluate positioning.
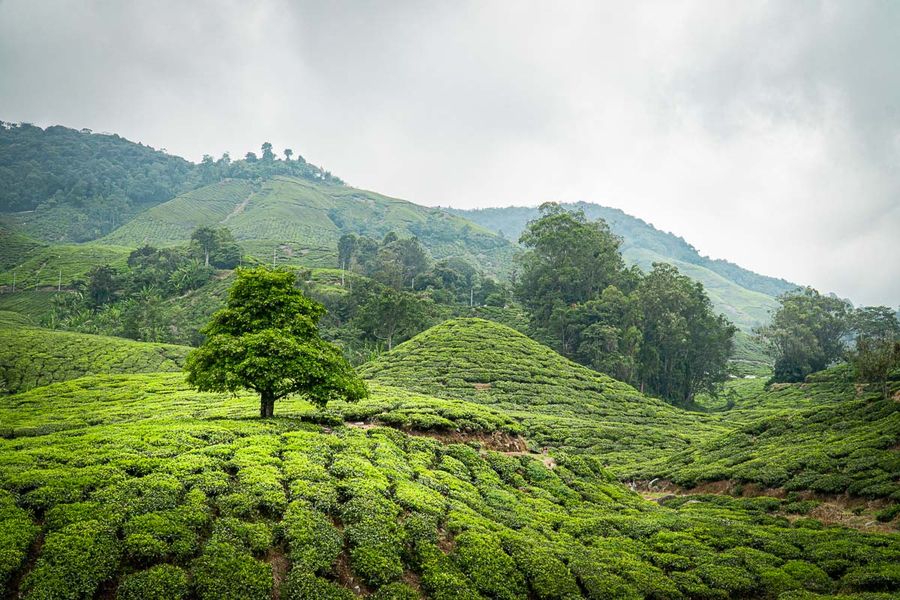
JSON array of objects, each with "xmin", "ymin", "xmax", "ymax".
[
  {"xmin": 0, "ymin": 370, "xmax": 897, "ymax": 598},
  {"xmin": 98, "ymin": 175, "xmax": 515, "ymax": 277},
  {"xmin": 514, "ymin": 204, "xmax": 735, "ymax": 406},
  {"xmin": 759, "ymin": 288, "xmax": 900, "ymax": 386},
  {"xmin": 185, "ymin": 267, "xmax": 367, "ymax": 417},
  {"xmin": 451, "ymin": 202, "xmax": 796, "ymax": 331},
  {"xmin": 0, "ymin": 316, "xmax": 189, "ymax": 394},
  {"xmin": 1, "ymin": 122, "xmax": 898, "ymax": 599}
]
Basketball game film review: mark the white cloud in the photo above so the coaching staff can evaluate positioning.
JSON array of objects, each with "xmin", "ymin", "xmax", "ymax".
[{"xmin": 0, "ymin": 0, "xmax": 897, "ymax": 305}]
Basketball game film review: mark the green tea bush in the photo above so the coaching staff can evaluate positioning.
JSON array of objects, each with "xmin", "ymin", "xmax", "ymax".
[
  {"xmin": 280, "ymin": 568, "xmax": 355, "ymax": 600},
  {"xmin": 116, "ymin": 564, "xmax": 189, "ymax": 600},
  {"xmin": 0, "ymin": 490, "xmax": 38, "ymax": 588},
  {"xmin": 21, "ymin": 520, "xmax": 120, "ymax": 599},
  {"xmin": 282, "ymin": 500, "xmax": 343, "ymax": 573},
  {"xmin": 452, "ymin": 531, "xmax": 526, "ymax": 599},
  {"xmin": 190, "ymin": 540, "xmax": 272, "ymax": 600}
]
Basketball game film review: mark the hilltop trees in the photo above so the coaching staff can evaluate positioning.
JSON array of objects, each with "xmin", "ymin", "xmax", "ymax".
[
  {"xmin": 185, "ymin": 267, "xmax": 366, "ymax": 417},
  {"xmin": 514, "ymin": 203, "xmax": 735, "ymax": 406}
]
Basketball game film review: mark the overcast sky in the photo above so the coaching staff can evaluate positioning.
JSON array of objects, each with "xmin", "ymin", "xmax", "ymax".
[{"xmin": 1, "ymin": 0, "xmax": 897, "ymax": 306}]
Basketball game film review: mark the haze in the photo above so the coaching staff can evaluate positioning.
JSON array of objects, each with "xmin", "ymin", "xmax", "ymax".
[{"xmin": 1, "ymin": 0, "xmax": 897, "ymax": 306}]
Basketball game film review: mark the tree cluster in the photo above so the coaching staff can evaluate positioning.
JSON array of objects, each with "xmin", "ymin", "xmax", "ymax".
[
  {"xmin": 514, "ymin": 203, "xmax": 736, "ymax": 406},
  {"xmin": 47, "ymin": 227, "xmax": 242, "ymax": 344},
  {"xmin": 759, "ymin": 289, "xmax": 900, "ymax": 392}
]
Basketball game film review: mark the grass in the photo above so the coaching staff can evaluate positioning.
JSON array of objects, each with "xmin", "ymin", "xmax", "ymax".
[
  {"xmin": 0, "ymin": 371, "xmax": 897, "ymax": 598},
  {"xmin": 0, "ymin": 320, "xmax": 190, "ymax": 394}
]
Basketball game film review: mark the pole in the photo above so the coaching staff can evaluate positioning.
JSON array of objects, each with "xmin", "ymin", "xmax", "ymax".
[
  {"xmin": 470, "ymin": 287, "xmax": 474, "ymax": 307},
  {"xmin": 11, "ymin": 271, "xmax": 15, "ymax": 293},
  {"xmin": 273, "ymin": 247, "xmax": 277, "ymax": 267},
  {"xmin": 58, "ymin": 269, "xmax": 62, "ymax": 292}
]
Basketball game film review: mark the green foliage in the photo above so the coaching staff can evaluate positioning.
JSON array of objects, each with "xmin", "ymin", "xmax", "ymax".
[
  {"xmin": 190, "ymin": 541, "xmax": 272, "ymax": 600},
  {"xmin": 280, "ymin": 569, "xmax": 355, "ymax": 600},
  {"xmin": 0, "ymin": 321, "xmax": 188, "ymax": 393},
  {"xmin": 282, "ymin": 500, "xmax": 343, "ymax": 573},
  {"xmin": 452, "ymin": 202, "xmax": 795, "ymax": 331},
  {"xmin": 513, "ymin": 204, "xmax": 735, "ymax": 405},
  {"xmin": 186, "ymin": 267, "xmax": 367, "ymax": 416},
  {"xmin": 21, "ymin": 520, "xmax": 120, "ymax": 599},
  {"xmin": 0, "ymin": 122, "xmax": 196, "ymax": 240},
  {"xmin": 758, "ymin": 288, "xmax": 853, "ymax": 383},
  {"xmin": 0, "ymin": 490, "xmax": 38, "ymax": 588},
  {"xmin": 116, "ymin": 564, "xmax": 189, "ymax": 600}
]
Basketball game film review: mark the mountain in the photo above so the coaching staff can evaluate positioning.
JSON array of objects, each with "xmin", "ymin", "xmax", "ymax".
[
  {"xmin": 0, "ymin": 121, "xmax": 198, "ymax": 241},
  {"xmin": 451, "ymin": 203, "xmax": 798, "ymax": 330},
  {"xmin": 97, "ymin": 175, "xmax": 516, "ymax": 277}
]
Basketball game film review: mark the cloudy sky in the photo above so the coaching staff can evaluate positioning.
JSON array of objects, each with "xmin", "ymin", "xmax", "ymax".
[{"xmin": 1, "ymin": 0, "xmax": 898, "ymax": 305}]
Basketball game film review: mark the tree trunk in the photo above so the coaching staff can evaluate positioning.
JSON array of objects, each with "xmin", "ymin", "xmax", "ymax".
[
  {"xmin": 204, "ymin": 248, "xmax": 210, "ymax": 267},
  {"xmin": 260, "ymin": 391, "xmax": 276, "ymax": 418}
]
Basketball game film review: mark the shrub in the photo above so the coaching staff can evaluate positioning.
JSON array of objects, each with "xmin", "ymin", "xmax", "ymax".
[
  {"xmin": 502, "ymin": 535, "xmax": 581, "ymax": 599},
  {"xmin": 191, "ymin": 541, "xmax": 272, "ymax": 600},
  {"xmin": 0, "ymin": 490, "xmax": 39, "ymax": 588},
  {"xmin": 21, "ymin": 520, "xmax": 120, "ymax": 599},
  {"xmin": 280, "ymin": 569, "xmax": 355, "ymax": 600},
  {"xmin": 281, "ymin": 500, "xmax": 343, "ymax": 573},
  {"xmin": 452, "ymin": 532, "xmax": 525, "ymax": 600},
  {"xmin": 116, "ymin": 564, "xmax": 189, "ymax": 600},
  {"xmin": 371, "ymin": 582, "xmax": 420, "ymax": 600}
]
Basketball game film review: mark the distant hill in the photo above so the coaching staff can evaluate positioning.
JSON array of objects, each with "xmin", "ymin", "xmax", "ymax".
[
  {"xmin": 99, "ymin": 176, "xmax": 516, "ymax": 277},
  {"xmin": 451, "ymin": 203, "xmax": 798, "ymax": 330},
  {"xmin": 0, "ymin": 121, "xmax": 344, "ymax": 242},
  {"xmin": 0, "ymin": 121, "xmax": 198, "ymax": 241}
]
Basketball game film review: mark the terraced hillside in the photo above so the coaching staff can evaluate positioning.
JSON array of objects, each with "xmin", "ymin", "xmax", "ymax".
[
  {"xmin": 99, "ymin": 176, "xmax": 515, "ymax": 277},
  {"xmin": 1, "ymin": 372, "xmax": 898, "ymax": 599},
  {"xmin": 361, "ymin": 318, "xmax": 900, "ymax": 505},
  {"xmin": 0, "ymin": 318, "xmax": 189, "ymax": 393},
  {"xmin": 452, "ymin": 203, "xmax": 797, "ymax": 331},
  {"xmin": 361, "ymin": 318, "xmax": 729, "ymax": 471},
  {"xmin": 0, "ymin": 242, "xmax": 131, "ymax": 289}
]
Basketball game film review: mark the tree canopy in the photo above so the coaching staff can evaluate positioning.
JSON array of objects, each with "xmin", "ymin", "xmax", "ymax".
[
  {"xmin": 185, "ymin": 267, "xmax": 367, "ymax": 417},
  {"xmin": 513, "ymin": 203, "xmax": 735, "ymax": 406}
]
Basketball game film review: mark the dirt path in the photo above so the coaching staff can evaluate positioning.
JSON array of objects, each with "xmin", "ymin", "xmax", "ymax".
[{"xmin": 221, "ymin": 194, "xmax": 252, "ymax": 223}]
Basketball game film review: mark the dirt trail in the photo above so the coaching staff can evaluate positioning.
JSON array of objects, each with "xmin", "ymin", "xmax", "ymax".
[
  {"xmin": 343, "ymin": 422, "xmax": 556, "ymax": 468},
  {"xmin": 221, "ymin": 194, "xmax": 252, "ymax": 223}
]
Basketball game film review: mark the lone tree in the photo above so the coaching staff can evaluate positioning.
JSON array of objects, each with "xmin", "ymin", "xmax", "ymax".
[{"xmin": 185, "ymin": 267, "xmax": 367, "ymax": 417}]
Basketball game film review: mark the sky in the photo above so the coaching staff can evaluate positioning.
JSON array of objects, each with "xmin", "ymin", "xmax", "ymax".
[{"xmin": 0, "ymin": 0, "xmax": 898, "ymax": 306}]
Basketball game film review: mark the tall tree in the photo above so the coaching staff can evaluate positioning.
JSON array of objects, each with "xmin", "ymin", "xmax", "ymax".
[
  {"xmin": 353, "ymin": 285, "xmax": 431, "ymax": 351},
  {"xmin": 185, "ymin": 267, "xmax": 367, "ymax": 417},
  {"xmin": 636, "ymin": 263, "xmax": 736, "ymax": 405},
  {"xmin": 758, "ymin": 287, "xmax": 852, "ymax": 382},
  {"xmin": 515, "ymin": 203, "xmax": 626, "ymax": 352}
]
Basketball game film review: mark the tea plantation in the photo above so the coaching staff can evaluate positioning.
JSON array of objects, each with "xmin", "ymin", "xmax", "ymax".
[
  {"xmin": 1, "ymin": 369, "xmax": 899, "ymax": 599},
  {"xmin": 0, "ymin": 319, "xmax": 189, "ymax": 394}
]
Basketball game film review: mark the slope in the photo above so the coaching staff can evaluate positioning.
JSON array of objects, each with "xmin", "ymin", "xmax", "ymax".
[
  {"xmin": 0, "ymin": 317, "xmax": 190, "ymax": 394},
  {"xmin": 100, "ymin": 176, "xmax": 516, "ymax": 277},
  {"xmin": 0, "ymin": 121, "xmax": 197, "ymax": 241},
  {"xmin": 362, "ymin": 318, "xmax": 900, "ymax": 504},
  {"xmin": 1, "ymin": 371, "xmax": 897, "ymax": 599},
  {"xmin": 361, "ymin": 318, "xmax": 729, "ymax": 471},
  {"xmin": 452, "ymin": 203, "xmax": 797, "ymax": 330}
]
